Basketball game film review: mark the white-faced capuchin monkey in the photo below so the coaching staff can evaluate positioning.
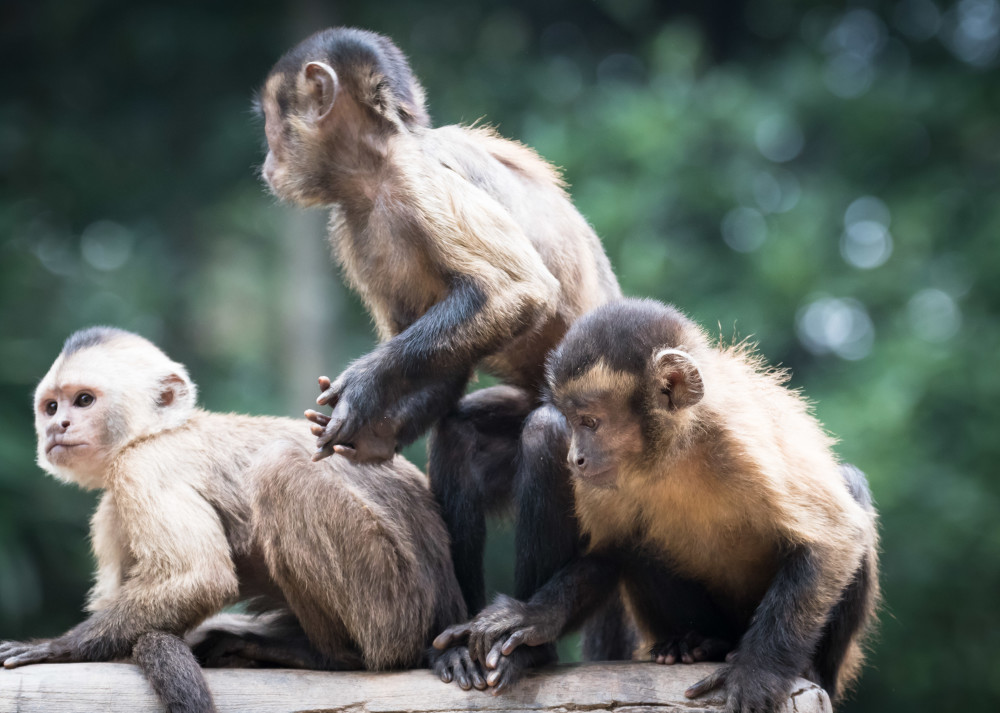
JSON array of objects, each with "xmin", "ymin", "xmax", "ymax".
[
  {"xmin": 257, "ymin": 27, "xmax": 623, "ymax": 685},
  {"xmin": 436, "ymin": 299, "xmax": 880, "ymax": 711},
  {"xmin": 0, "ymin": 327, "xmax": 466, "ymax": 713}
]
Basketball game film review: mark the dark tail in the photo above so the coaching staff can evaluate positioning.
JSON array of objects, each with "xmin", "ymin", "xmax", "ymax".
[
  {"xmin": 133, "ymin": 631, "xmax": 216, "ymax": 713},
  {"xmin": 813, "ymin": 464, "xmax": 880, "ymax": 703}
]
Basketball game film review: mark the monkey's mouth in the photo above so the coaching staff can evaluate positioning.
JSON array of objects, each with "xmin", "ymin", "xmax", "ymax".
[
  {"xmin": 570, "ymin": 467, "xmax": 618, "ymax": 489},
  {"xmin": 46, "ymin": 441, "xmax": 85, "ymax": 454}
]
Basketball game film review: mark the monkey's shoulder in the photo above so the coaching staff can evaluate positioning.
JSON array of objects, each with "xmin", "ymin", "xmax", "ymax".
[{"xmin": 417, "ymin": 124, "xmax": 565, "ymax": 195}]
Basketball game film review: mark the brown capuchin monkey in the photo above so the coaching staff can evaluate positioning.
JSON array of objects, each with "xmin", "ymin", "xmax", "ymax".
[
  {"xmin": 437, "ymin": 299, "xmax": 880, "ymax": 711},
  {"xmin": 0, "ymin": 326, "xmax": 466, "ymax": 713},
  {"xmin": 257, "ymin": 27, "xmax": 622, "ymax": 684}
]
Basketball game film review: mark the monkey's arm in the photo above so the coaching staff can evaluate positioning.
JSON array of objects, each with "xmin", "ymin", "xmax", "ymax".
[
  {"xmin": 2, "ymin": 471, "xmax": 238, "ymax": 667},
  {"xmin": 316, "ymin": 174, "xmax": 560, "ymax": 458},
  {"xmin": 685, "ymin": 543, "xmax": 846, "ymax": 712}
]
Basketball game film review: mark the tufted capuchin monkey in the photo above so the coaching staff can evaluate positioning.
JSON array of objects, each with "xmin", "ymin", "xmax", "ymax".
[
  {"xmin": 0, "ymin": 326, "xmax": 467, "ymax": 712},
  {"xmin": 257, "ymin": 26, "xmax": 624, "ymax": 677},
  {"xmin": 437, "ymin": 299, "xmax": 880, "ymax": 711}
]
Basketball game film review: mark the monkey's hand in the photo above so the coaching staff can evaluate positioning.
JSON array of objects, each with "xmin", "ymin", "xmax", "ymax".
[
  {"xmin": 309, "ymin": 375, "xmax": 398, "ymax": 463},
  {"xmin": 685, "ymin": 657, "xmax": 793, "ymax": 713},
  {"xmin": 0, "ymin": 639, "xmax": 73, "ymax": 668},
  {"xmin": 651, "ymin": 632, "xmax": 733, "ymax": 665},
  {"xmin": 455, "ymin": 594, "xmax": 557, "ymax": 693}
]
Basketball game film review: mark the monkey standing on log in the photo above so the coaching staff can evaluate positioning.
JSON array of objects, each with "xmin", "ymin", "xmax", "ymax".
[
  {"xmin": 0, "ymin": 327, "xmax": 466, "ymax": 713},
  {"xmin": 257, "ymin": 27, "xmax": 622, "ymax": 684},
  {"xmin": 436, "ymin": 299, "xmax": 880, "ymax": 710}
]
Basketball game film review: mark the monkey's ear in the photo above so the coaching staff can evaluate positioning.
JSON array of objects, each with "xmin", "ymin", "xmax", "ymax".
[
  {"xmin": 303, "ymin": 61, "xmax": 340, "ymax": 122},
  {"xmin": 157, "ymin": 374, "xmax": 191, "ymax": 409},
  {"xmin": 652, "ymin": 348, "xmax": 704, "ymax": 410}
]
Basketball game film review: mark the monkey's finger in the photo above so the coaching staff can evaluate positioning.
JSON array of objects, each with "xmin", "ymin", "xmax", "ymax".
[
  {"xmin": 679, "ymin": 639, "xmax": 693, "ymax": 665},
  {"xmin": 654, "ymin": 641, "xmax": 679, "ymax": 665},
  {"xmin": 486, "ymin": 639, "xmax": 506, "ymax": 670},
  {"xmin": 499, "ymin": 629, "xmax": 531, "ymax": 657},
  {"xmin": 316, "ymin": 385, "xmax": 342, "ymax": 407},
  {"xmin": 685, "ymin": 667, "xmax": 729, "ymax": 699},
  {"xmin": 304, "ymin": 409, "xmax": 330, "ymax": 426},
  {"xmin": 464, "ymin": 650, "xmax": 487, "ymax": 691},
  {"xmin": 0, "ymin": 642, "xmax": 29, "ymax": 660},
  {"xmin": 692, "ymin": 638, "xmax": 732, "ymax": 662},
  {"xmin": 310, "ymin": 424, "xmax": 325, "ymax": 437},
  {"xmin": 433, "ymin": 623, "xmax": 472, "ymax": 650},
  {"xmin": 317, "ymin": 376, "xmax": 332, "ymax": 391},
  {"xmin": 316, "ymin": 419, "xmax": 345, "ymax": 448},
  {"xmin": 486, "ymin": 657, "xmax": 519, "ymax": 695},
  {"xmin": 312, "ymin": 444, "xmax": 335, "ymax": 462},
  {"xmin": 333, "ymin": 445, "xmax": 358, "ymax": 460},
  {"xmin": 3, "ymin": 648, "xmax": 52, "ymax": 668}
]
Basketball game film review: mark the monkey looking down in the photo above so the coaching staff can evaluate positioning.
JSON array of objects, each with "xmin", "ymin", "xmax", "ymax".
[
  {"xmin": 437, "ymin": 299, "xmax": 880, "ymax": 711},
  {"xmin": 0, "ymin": 327, "xmax": 466, "ymax": 712},
  {"xmin": 258, "ymin": 27, "xmax": 623, "ymax": 680}
]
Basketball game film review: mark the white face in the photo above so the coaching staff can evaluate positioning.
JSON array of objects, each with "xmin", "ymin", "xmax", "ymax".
[{"xmin": 34, "ymin": 350, "xmax": 120, "ymax": 489}]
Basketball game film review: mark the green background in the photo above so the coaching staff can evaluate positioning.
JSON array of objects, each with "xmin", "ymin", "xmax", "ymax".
[{"xmin": 2, "ymin": 1, "xmax": 998, "ymax": 710}]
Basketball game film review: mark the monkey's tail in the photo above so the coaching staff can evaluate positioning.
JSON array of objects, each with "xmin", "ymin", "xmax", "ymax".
[{"xmin": 132, "ymin": 631, "xmax": 217, "ymax": 713}]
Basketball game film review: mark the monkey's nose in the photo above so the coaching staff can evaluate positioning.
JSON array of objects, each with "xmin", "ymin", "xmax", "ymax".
[{"xmin": 60, "ymin": 420, "xmax": 70, "ymax": 429}]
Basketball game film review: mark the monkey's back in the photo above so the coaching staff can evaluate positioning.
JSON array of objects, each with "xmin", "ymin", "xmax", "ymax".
[{"xmin": 393, "ymin": 125, "xmax": 621, "ymax": 388}]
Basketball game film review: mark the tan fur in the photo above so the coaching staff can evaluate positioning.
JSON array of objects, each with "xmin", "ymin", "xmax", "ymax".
[
  {"xmin": 565, "ymin": 321, "xmax": 879, "ymax": 700},
  {"xmin": 33, "ymin": 332, "xmax": 465, "ymax": 669}
]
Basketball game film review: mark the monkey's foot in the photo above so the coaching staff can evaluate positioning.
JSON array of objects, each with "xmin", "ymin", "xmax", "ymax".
[
  {"xmin": 651, "ymin": 633, "xmax": 732, "ymax": 665},
  {"xmin": 686, "ymin": 662, "xmax": 795, "ymax": 713}
]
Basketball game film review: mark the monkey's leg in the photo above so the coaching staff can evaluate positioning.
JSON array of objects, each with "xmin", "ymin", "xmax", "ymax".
[
  {"xmin": 428, "ymin": 385, "xmax": 535, "ymax": 614},
  {"xmin": 485, "ymin": 403, "xmax": 580, "ymax": 676},
  {"xmin": 581, "ymin": 590, "xmax": 638, "ymax": 661},
  {"xmin": 685, "ymin": 544, "xmax": 841, "ymax": 713},
  {"xmin": 622, "ymin": 555, "xmax": 738, "ymax": 666},
  {"xmin": 133, "ymin": 631, "xmax": 216, "ymax": 713}
]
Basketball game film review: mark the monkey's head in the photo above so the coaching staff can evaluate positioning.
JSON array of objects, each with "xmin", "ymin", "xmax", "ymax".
[
  {"xmin": 547, "ymin": 299, "xmax": 707, "ymax": 489},
  {"xmin": 257, "ymin": 27, "xmax": 429, "ymax": 206},
  {"xmin": 33, "ymin": 327, "xmax": 197, "ymax": 489}
]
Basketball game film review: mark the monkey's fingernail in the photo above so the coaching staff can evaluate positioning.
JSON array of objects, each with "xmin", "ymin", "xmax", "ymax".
[
  {"xmin": 487, "ymin": 670, "xmax": 501, "ymax": 687},
  {"xmin": 486, "ymin": 652, "xmax": 499, "ymax": 669}
]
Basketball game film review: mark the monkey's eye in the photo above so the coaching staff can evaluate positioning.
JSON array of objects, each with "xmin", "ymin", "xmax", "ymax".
[
  {"xmin": 580, "ymin": 415, "xmax": 598, "ymax": 430},
  {"xmin": 44, "ymin": 400, "xmax": 58, "ymax": 416},
  {"xmin": 74, "ymin": 392, "xmax": 95, "ymax": 408}
]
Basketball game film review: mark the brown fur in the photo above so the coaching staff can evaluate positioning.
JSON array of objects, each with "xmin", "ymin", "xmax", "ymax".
[
  {"xmin": 554, "ymin": 306, "xmax": 880, "ymax": 703},
  {"xmin": 2, "ymin": 328, "xmax": 465, "ymax": 711}
]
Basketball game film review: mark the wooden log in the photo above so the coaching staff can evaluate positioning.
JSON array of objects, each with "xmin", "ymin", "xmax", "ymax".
[{"xmin": 0, "ymin": 661, "xmax": 830, "ymax": 713}]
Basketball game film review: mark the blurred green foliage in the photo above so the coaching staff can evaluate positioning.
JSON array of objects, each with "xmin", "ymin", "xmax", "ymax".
[{"xmin": 2, "ymin": 0, "xmax": 999, "ymax": 710}]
